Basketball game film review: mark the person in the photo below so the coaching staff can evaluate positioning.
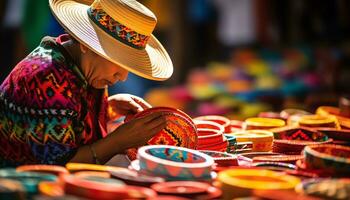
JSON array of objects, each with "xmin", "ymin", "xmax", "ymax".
[{"xmin": 0, "ymin": 0, "xmax": 173, "ymax": 167}]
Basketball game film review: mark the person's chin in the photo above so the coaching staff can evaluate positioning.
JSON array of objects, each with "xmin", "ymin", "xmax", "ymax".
[{"xmin": 91, "ymin": 80, "xmax": 107, "ymax": 89}]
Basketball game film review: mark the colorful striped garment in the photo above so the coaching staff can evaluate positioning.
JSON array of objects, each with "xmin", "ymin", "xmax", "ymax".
[{"xmin": 0, "ymin": 35, "xmax": 108, "ymax": 166}]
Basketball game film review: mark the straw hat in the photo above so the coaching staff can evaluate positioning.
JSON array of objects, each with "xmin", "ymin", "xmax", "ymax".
[{"xmin": 49, "ymin": 0, "xmax": 173, "ymax": 81}]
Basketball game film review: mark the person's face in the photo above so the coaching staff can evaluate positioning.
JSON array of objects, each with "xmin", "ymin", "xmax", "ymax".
[{"xmin": 79, "ymin": 44, "xmax": 129, "ymax": 89}]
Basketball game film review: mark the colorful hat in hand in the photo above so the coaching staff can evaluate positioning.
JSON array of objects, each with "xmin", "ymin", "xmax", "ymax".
[
  {"xmin": 49, "ymin": 0, "xmax": 173, "ymax": 81},
  {"xmin": 126, "ymin": 107, "xmax": 198, "ymax": 160}
]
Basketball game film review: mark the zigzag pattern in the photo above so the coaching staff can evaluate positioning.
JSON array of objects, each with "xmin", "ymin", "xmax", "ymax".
[{"xmin": 0, "ymin": 36, "xmax": 108, "ymax": 166}]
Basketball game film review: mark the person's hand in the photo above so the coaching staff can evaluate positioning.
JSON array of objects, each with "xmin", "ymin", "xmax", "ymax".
[
  {"xmin": 108, "ymin": 93, "xmax": 152, "ymax": 120},
  {"xmin": 110, "ymin": 112, "xmax": 166, "ymax": 153}
]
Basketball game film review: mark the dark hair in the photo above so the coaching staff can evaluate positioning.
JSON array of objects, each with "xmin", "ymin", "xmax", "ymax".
[{"xmin": 64, "ymin": 30, "xmax": 79, "ymax": 44}]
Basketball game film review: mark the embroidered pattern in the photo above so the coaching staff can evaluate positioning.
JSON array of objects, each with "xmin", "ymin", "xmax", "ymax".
[
  {"xmin": 0, "ymin": 35, "xmax": 108, "ymax": 166},
  {"xmin": 88, "ymin": 4, "xmax": 150, "ymax": 49}
]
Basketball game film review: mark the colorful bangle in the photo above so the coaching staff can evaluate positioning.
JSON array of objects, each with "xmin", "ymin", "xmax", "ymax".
[
  {"xmin": 194, "ymin": 120, "xmax": 224, "ymax": 133},
  {"xmin": 239, "ymin": 152, "xmax": 281, "ymax": 159},
  {"xmin": 252, "ymin": 155, "xmax": 304, "ymax": 164},
  {"xmin": 197, "ymin": 140, "xmax": 228, "ymax": 152},
  {"xmin": 229, "ymin": 120, "xmax": 243, "ymax": 130},
  {"xmin": 0, "ymin": 169, "xmax": 56, "ymax": 195},
  {"xmin": 197, "ymin": 128, "xmax": 225, "ymax": 146},
  {"xmin": 199, "ymin": 150, "xmax": 238, "ymax": 167},
  {"xmin": 258, "ymin": 112, "xmax": 283, "ymax": 119},
  {"xmin": 280, "ymin": 108, "xmax": 311, "ymax": 120},
  {"xmin": 272, "ymin": 127, "xmax": 327, "ymax": 141},
  {"xmin": 217, "ymin": 169, "xmax": 301, "ymax": 199},
  {"xmin": 284, "ymin": 169, "xmax": 319, "ymax": 179},
  {"xmin": 244, "ymin": 117, "xmax": 286, "ymax": 130},
  {"xmin": 137, "ymin": 145, "xmax": 214, "ymax": 181},
  {"xmin": 299, "ymin": 114, "xmax": 338, "ymax": 129},
  {"xmin": 316, "ymin": 106, "xmax": 340, "ymax": 116},
  {"xmin": 73, "ymin": 171, "xmax": 111, "ymax": 179},
  {"xmin": 224, "ymin": 134, "xmax": 237, "ymax": 153},
  {"xmin": 229, "ymin": 130, "xmax": 274, "ymax": 152},
  {"xmin": 271, "ymin": 127, "xmax": 332, "ymax": 154},
  {"xmin": 295, "ymin": 178, "xmax": 350, "ymax": 200},
  {"xmin": 339, "ymin": 96, "xmax": 350, "ymax": 117},
  {"xmin": 336, "ymin": 115, "xmax": 350, "ymax": 129},
  {"xmin": 194, "ymin": 115, "xmax": 231, "ymax": 133},
  {"xmin": 110, "ymin": 168, "xmax": 164, "ymax": 187},
  {"xmin": 252, "ymin": 162, "xmax": 297, "ymax": 171},
  {"xmin": 65, "ymin": 163, "xmax": 128, "ymax": 174},
  {"xmin": 295, "ymin": 159, "xmax": 331, "ymax": 178},
  {"xmin": 304, "ymin": 144, "xmax": 350, "ymax": 176},
  {"xmin": 151, "ymin": 181, "xmax": 222, "ymax": 199},
  {"xmin": 16, "ymin": 165, "xmax": 69, "ymax": 176},
  {"xmin": 38, "ymin": 181, "xmax": 64, "ymax": 197},
  {"xmin": 272, "ymin": 139, "xmax": 332, "ymax": 155},
  {"xmin": 316, "ymin": 128, "xmax": 350, "ymax": 141},
  {"xmin": 252, "ymin": 189, "xmax": 316, "ymax": 200},
  {"xmin": 0, "ymin": 178, "xmax": 25, "ymax": 200},
  {"xmin": 235, "ymin": 141, "xmax": 253, "ymax": 153},
  {"xmin": 62, "ymin": 174, "xmax": 157, "ymax": 199},
  {"xmin": 316, "ymin": 106, "xmax": 350, "ymax": 129}
]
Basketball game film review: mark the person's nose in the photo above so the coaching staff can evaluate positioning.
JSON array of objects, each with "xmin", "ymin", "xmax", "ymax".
[
  {"xmin": 113, "ymin": 71, "xmax": 128, "ymax": 83},
  {"xmin": 117, "ymin": 69, "xmax": 129, "ymax": 82}
]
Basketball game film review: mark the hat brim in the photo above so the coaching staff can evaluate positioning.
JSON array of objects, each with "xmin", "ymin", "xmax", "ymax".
[{"xmin": 49, "ymin": 0, "xmax": 173, "ymax": 81}]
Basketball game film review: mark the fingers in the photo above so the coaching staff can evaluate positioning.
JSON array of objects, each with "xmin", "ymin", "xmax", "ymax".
[
  {"xmin": 118, "ymin": 101, "xmax": 141, "ymax": 114},
  {"xmin": 145, "ymin": 114, "xmax": 167, "ymax": 130},
  {"xmin": 143, "ymin": 121, "xmax": 167, "ymax": 141},
  {"xmin": 108, "ymin": 94, "xmax": 144, "ymax": 114},
  {"xmin": 131, "ymin": 95, "xmax": 152, "ymax": 110},
  {"xmin": 137, "ymin": 112, "xmax": 164, "ymax": 124}
]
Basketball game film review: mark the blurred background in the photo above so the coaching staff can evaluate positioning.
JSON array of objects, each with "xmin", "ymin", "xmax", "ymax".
[{"xmin": 1, "ymin": 0, "xmax": 350, "ymax": 119}]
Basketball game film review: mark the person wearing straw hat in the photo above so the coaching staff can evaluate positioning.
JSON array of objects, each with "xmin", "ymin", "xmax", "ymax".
[{"xmin": 0, "ymin": 0, "xmax": 173, "ymax": 166}]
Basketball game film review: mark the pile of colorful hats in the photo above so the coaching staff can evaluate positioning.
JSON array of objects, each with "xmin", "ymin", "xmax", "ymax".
[
  {"xmin": 144, "ymin": 48, "xmax": 322, "ymax": 119},
  {"xmin": 5, "ymin": 98, "xmax": 350, "ymax": 200},
  {"xmin": 194, "ymin": 115, "xmax": 231, "ymax": 152}
]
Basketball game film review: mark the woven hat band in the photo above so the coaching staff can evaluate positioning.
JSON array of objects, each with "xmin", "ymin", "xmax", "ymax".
[{"xmin": 87, "ymin": 1, "xmax": 150, "ymax": 50}]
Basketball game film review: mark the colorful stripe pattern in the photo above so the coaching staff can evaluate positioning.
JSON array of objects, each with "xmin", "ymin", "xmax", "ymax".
[
  {"xmin": 0, "ymin": 35, "xmax": 108, "ymax": 166},
  {"xmin": 87, "ymin": 2, "xmax": 150, "ymax": 49}
]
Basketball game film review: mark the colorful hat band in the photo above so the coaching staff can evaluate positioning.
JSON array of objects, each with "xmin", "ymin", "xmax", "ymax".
[{"xmin": 87, "ymin": 3, "xmax": 150, "ymax": 50}]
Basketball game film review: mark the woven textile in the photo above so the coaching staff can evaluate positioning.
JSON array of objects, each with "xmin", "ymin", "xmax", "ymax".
[{"xmin": 0, "ymin": 35, "xmax": 108, "ymax": 166}]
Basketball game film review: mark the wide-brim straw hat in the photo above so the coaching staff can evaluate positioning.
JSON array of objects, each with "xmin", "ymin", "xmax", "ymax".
[{"xmin": 49, "ymin": 0, "xmax": 173, "ymax": 81}]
